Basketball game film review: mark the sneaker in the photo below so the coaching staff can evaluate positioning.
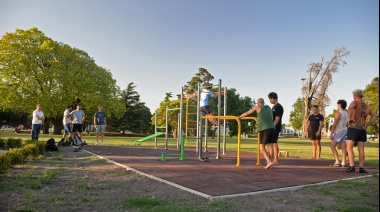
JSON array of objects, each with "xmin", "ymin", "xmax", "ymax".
[
  {"xmin": 95, "ymin": 143, "xmax": 98, "ymax": 145},
  {"xmin": 329, "ymin": 163, "xmax": 341, "ymax": 167},
  {"xmin": 101, "ymin": 142, "xmax": 104, "ymax": 145},
  {"xmin": 359, "ymin": 167, "xmax": 368, "ymax": 173},
  {"xmin": 344, "ymin": 166, "xmax": 355, "ymax": 173},
  {"xmin": 340, "ymin": 163, "xmax": 346, "ymax": 167}
]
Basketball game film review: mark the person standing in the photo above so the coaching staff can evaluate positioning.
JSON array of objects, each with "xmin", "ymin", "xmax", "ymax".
[
  {"xmin": 344, "ymin": 89, "xmax": 377, "ymax": 173},
  {"xmin": 268, "ymin": 92, "xmax": 284, "ymax": 164},
  {"xmin": 71, "ymin": 104, "xmax": 85, "ymax": 140},
  {"xmin": 238, "ymin": 98, "xmax": 276, "ymax": 169},
  {"xmin": 94, "ymin": 105, "xmax": 106, "ymax": 145},
  {"xmin": 305, "ymin": 105, "xmax": 324, "ymax": 159},
  {"xmin": 32, "ymin": 104, "xmax": 45, "ymax": 141},
  {"xmin": 329, "ymin": 100, "xmax": 348, "ymax": 167},
  {"xmin": 63, "ymin": 105, "xmax": 73, "ymax": 143}
]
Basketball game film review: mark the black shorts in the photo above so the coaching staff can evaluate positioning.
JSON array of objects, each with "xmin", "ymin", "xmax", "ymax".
[
  {"xmin": 72, "ymin": 124, "xmax": 83, "ymax": 133},
  {"xmin": 308, "ymin": 130, "xmax": 321, "ymax": 141},
  {"xmin": 200, "ymin": 105, "xmax": 212, "ymax": 115},
  {"xmin": 346, "ymin": 128, "xmax": 367, "ymax": 147},
  {"xmin": 259, "ymin": 128, "xmax": 277, "ymax": 144}
]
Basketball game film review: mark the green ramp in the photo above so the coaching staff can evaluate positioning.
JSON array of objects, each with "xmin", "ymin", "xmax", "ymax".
[{"xmin": 134, "ymin": 132, "xmax": 165, "ymax": 148}]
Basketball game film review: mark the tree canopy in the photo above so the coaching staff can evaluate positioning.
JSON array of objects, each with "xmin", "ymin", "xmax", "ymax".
[{"xmin": 0, "ymin": 28, "xmax": 125, "ymax": 133}]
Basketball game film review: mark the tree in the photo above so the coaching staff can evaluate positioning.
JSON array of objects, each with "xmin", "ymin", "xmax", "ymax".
[
  {"xmin": 363, "ymin": 77, "xmax": 379, "ymax": 135},
  {"xmin": 0, "ymin": 28, "xmax": 125, "ymax": 134},
  {"xmin": 289, "ymin": 97, "xmax": 303, "ymax": 134},
  {"xmin": 301, "ymin": 47, "xmax": 350, "ymax": 137},
  {"xmin": 183, "ymin": 68, "xmax": 214, "ymax": 94},
  {"xmin": 116, "ymin": 82, "xmax": 152, "ymax": 133}
]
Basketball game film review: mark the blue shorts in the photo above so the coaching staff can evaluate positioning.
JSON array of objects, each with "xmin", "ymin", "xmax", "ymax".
[
  {"xmin": 332, "ymin": 129, "xmax": 347, "ymax": 142},
  {"xmin": 64, "ymin": 124, "xmax": 72, "ymax": 133}
]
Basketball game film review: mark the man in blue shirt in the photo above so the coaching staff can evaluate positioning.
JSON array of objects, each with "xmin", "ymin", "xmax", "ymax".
[{"xmin": 94, "ymin": 105, "xmax": 107, "ymax": 145}]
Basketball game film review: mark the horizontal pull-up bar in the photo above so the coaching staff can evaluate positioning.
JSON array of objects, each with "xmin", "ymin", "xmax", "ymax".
[
  {"xmin": 200, "ymin": 115, "xmax": 260, "ymax": 166},
  {"xmin": 167, "ymin": 108, "xmax": 181, "ymax": 111}
]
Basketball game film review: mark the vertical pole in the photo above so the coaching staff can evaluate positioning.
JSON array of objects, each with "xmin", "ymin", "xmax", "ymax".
[
  {"xmin": 204, "ymin": 117, "xmax": 208, "ymax": 152},
  {"xmin": 155, "ymin": 110, "xmax": 158, "ymax": 148},
  {"xmin": 179, "ymin": 87, "xmax": 184, "ymax": 150},
  {"xmin": 177, "ymin": 114, "xmax": 180, "ymax": 149},
  {"xmin": 196, "ymin": 83, "xmax": 200, "ymax": 154},
  {"xmin": 198, "ymin": 111, "xmax": 203, "ymax": 160},
  {"xmin": 165, "ymin": 105, "xmax": 168, "ymax": 150},
  {"xmin": 216, "ymin": 79, "xmax": 221, "ymax": 159},
  {"xmin": 223, "ymin": 87, "xmax": 227, "ymax": 155},
  {"xmin": 256, "ymin": 131, "xmax": 261, "ymax": 165}
]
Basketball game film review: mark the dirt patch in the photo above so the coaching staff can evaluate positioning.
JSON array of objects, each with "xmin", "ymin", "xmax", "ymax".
[{"xmin": 0, "ymin": 146, "xmax": 378, "ymax": 211}]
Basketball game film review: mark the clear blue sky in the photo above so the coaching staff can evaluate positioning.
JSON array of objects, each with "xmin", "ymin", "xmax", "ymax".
[{"xmin": 1, "ymin": 0, "xmax": 378, "ymax": 123}]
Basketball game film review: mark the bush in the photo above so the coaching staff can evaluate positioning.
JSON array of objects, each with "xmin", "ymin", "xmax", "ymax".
[
  {"xmin": 0, "ymin": 138, "xmax": 5, "ymax": 149},
  {"xmin": 6, "ymin": 138, "xmax": 22, "ymax": 149},
  {"xmin": 0, "ymin": 154, "xmax": 11, "ymax": 171},
  {"xmin": 5, "ymin": 149, "xmax": 24, "ymax": 165},
  {"xmin": 23, "ymin": 143, "xmax": 39, "ymax": 157}
]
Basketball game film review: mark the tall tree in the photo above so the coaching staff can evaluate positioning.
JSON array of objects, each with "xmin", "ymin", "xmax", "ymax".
[
  {"xmin": 289, "ymin": 97, "xmax": 303, "ymax": 134},
  {"xmin": 183, "ymin": 68, "xmax": 214, "ymax": 94},
  {"xmin": 363, "ymin": 77, "xmax": 379, "ymax": 135},
  {"xmin": 117, "ymin": 82, "xmax": 152, "ymax": 133},
  {"xmin": 301, "ymin": 47, "xmax": 350, "ymax": 137},
  {"xmin": 0, "ymin": 28, "xmax": 124, "ymax": 134}
]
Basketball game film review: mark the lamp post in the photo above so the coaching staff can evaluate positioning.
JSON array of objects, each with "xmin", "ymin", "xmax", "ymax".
[{"xmin": 301, "ymin": 78, "xmax": 306, "ymax": 138}]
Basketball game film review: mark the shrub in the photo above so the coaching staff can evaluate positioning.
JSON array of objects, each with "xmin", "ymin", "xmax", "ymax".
[
  {"xmin": 23, "ymin": 143, "xmax": 39, "ymax": 157},
  {"xmin": 0, "ymin": 154, "xmax": 11, "ymax": 171},
  {"xmin": 6, "ymin": 149, "xmax": 24, "ymax": 165},
  {"xmin": 6, "ymin": 138, "xmax": 22, "ymax": 149},
  {"xmin": 0, "ymin": 138, "xmax": 5, "ymax": 149},
  {"xmin": 36, "ymin": 140, "xmax": 46, "ymax": 155}
]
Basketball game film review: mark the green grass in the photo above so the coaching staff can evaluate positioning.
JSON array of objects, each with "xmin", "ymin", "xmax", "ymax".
[{"xmin": 1, "ymin": 131, "xmax": 378, "ymax": 165}]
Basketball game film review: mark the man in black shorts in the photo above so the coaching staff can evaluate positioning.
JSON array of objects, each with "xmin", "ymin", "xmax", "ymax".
[
  {"xmin": 238, "ymin": 98, "xmax": 276, "ymax": 169},
  {"xmin": 305, "ymin": 105, "xmax": 324, "ymax": 159},
  {"xmin": 268, "ymin": 92, "xmax": 284, "ymax": 164}
]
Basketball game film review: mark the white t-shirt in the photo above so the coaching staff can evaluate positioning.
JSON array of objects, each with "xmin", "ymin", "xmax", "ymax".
[
  {"xmin": 63, "ymin": 109, "xmax": 71, "ymax": 125},
  {"xmin": 32, "ymin": 110, "xmax": 44, "ymax": 124},
  {"xmin": 335, "ymin": 110, "xmax": 348, "ymax": 133}
]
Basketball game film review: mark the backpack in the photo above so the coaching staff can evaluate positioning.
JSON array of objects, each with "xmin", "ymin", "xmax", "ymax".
[
  {"xmin": 45, "ymin": 138, "xmax": 58, "ymax": 151},
  {"xmin": 58, "ymin": 138, "xmax": 71, "ymax": 146},
  {"xmin": 72, "ymin": 134, "xmax": 83, "ymax": 146}
]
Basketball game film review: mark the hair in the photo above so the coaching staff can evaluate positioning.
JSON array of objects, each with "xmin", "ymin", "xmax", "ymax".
[
  {"xmin": 67, "ymin": 105, "xmax": 72, "ymax": 109},
  {"xmin": 337, "ymin": 99, "xmax": 347, "ymax": 109},
  {"xmin": 268, "ymin": 92, "xmax": 278, "ymax": 100},
  {"xmin": 76, "ymin": 104, "xmax": 81, "ymax": 107},
  {"xmin": 312, "ymin": 105, "xmax": 319, "ymax": 108},
  {"xmin": 352, "ymin": 89, "xmax": 363, "ymax": 98}
]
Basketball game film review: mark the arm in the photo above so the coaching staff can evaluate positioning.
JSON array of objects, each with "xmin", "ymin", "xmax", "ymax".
[
  {"xmin": 104, "ymin": 117, "xmax": 107, "ymax": 126},
  {"xmin": 93, "ymin": 116, "xmax": 97, "ymax": 128},
  {"xmin": 317, "ymin": 120, "xmax": 323, "ymax": 136},
  {"xmin": 82, "ymin": 112, "xmax": 86, "ymax": 123},
  {"xmin": 330, "ymin": 112, "xmax": 341, "ymax": 134},
  {"xmin": 239, "ymin": 106, "xmax": 259, "ymax": 119},
  {"xmin": 274, "ymin": 116, "xmax": 281, "ymax": 127},
  {"xmin": 365, "ymin": 108, "xmax": 377, "ymax": 129}
]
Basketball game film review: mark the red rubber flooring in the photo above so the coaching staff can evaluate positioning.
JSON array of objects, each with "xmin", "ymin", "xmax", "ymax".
[{"xmin": 82, "ymin": 145, "xmax": 379, "ymax": 199}]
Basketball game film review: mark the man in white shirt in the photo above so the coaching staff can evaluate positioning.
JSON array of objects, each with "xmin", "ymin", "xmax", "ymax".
[
  {"xmin": 63, "ymin": 105, "xmax": 73, "ymax": 142},
  {"xmin": 32, "ymin": 104, "xmax": 45, "ymax": 141}
]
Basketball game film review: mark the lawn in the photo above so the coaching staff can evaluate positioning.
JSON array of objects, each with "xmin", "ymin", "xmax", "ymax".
[{"xmin": 1, "ymin": 130, "xmax": 379, "ymax": 165}]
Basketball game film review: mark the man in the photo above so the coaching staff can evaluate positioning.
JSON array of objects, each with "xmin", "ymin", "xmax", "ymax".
[
  {"xmin": 63, "ymin": 105, "xmax": 73, "ymax": 143},
  {"xmin": 345, "ymin": 89, "xmax": 377, "ymax": 173},
  {"xmin": 71, "ymin": 104, "xmax": 85, "ymax": 140},
  {"xmin": 200, "ymin": 84, "xmax": 218, "ymax": 127},
  {"xmin": 32, "ymin": 104, "xmax": 45, "ymax": 141},
  {"xmin": 329, "ymin": 100, "xmax": 348, "ymax": 167},
  {"xmin": 94, "ymin": 105, "xmax": 107, "ymax": 145},
  {"xmin": 268, "ymin": 92, "xmax": 283, "ymax": 164},
  {"xmin": 238, "ymin": 98, "xmax": 276, "ymax": 169},
  {"xmin": 305, "ymin": 105, "xmax": 324, "ymax": 159}
]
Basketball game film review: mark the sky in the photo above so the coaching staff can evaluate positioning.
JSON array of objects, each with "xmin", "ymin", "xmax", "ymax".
[{"xmin": 1, "ymin": 0, "xmax": 379, "ymax": 123}]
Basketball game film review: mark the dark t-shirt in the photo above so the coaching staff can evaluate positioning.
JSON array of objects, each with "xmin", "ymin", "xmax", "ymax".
[
  {"xmin": 272, "ymin": 103, "xmax": 284, "ymax": 134},
  {"xmin": 308, "ymin": 113, "xmax": 324, "ymax": 132},
  {"xmin": 94, "ymin": 111, "xmax": 106, "ymax": 125}
]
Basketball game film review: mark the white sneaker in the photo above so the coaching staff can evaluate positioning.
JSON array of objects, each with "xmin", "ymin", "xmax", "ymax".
[
  {"xmin": 101, "ymin": 142, "xmax": 104, "ymax": 145},
  {"xmin": 95, "ymin": 143, "xmax": 98, "ymax": 145}
]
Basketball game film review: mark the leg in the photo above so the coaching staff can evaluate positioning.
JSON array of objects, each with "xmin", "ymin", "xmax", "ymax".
[
  {"xmin": 341, "ymin": 142, "xmax": 347, "ymax": 166},
  {"xmin": 346, "ymin": 140, "xmax": 355, "ymax": 167},
  {"xmin": 330, "ymin": 141, "xmax": 340, "ymax": 164},
  {"xmin": 101, "ymin": 133, "xmax": 104, "ymax": 144},
  {"xmin": 207, "ymin": 114, "xmax": 218, "ymax": 126},
  {"xmin": 268, "ymin": 144, "xmax": 274, "ymax": 161},
  {"xmin": 357, "ymin": 142, "xmax": 365, "ymax": 168},
  {"xmin": 260, "ymin": 144, "xmax": 272, "ymax": 169},
  {"xmin": 316, "ymin": 140, "xmax": 321, "ymax": 159},
  {"xmin": 273, "ymin": 143, "xmax": 279, "ymax": 163},
  {"xmin": 310, "ymin": 140, "xmax": 317, "ymax": 159}
]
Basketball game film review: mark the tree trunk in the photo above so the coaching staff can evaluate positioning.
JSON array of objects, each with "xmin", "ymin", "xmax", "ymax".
[{"xmin": 43, "ymin": 119, "xmax": 50, "ymax": 134}]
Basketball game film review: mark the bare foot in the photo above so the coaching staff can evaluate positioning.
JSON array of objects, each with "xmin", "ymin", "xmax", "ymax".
[
  {"xmin": 265, "ymin": 162, "xmax": 273, "ymax": 169},
  {"xmin": 272, "ymin": 161, "xmax": 279, "ymax": 165}
]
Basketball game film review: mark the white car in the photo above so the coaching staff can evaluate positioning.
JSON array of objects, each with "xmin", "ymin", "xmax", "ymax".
[{"xmin": 1, "ymin": 125, "xmax": 15, "ymax": 131}]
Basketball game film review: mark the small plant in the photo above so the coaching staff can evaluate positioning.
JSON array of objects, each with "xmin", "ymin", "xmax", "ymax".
[
  {"xmin": 6, "ymin": 138, "xmax": 22, "ymax": 149},
  {"xmin": 52, "ymin": 152, "xmax": 65, "ymax": 160}
]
